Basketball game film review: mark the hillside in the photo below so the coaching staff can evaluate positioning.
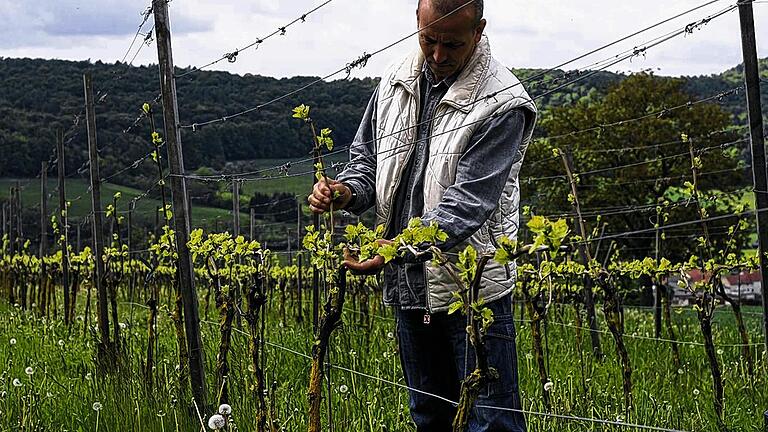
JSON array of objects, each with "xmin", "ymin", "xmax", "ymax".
[{"xmin": 0, "ymin": 57, "xmax": 765, "ymax": 187}]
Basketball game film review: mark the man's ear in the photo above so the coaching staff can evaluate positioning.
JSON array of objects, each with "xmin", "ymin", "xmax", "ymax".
[{"xmin": 474, "ymin": 18, "xmax": 487, "ymax": 43}]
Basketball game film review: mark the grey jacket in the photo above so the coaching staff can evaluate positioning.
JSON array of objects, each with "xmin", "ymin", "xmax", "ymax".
[{"xmin": 338, "ymin": 36, "xmax": 537, "ymax": 312}]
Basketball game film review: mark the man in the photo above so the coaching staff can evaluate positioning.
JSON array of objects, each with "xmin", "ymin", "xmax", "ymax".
[{"xmin": 308, "ymin": 0, "xmax": 537, "ymax": 430}]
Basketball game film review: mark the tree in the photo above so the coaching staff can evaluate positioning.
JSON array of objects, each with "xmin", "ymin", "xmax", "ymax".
[{"xmin": 522, "ymin": 73, "xmax": 751, "ymax": 263}]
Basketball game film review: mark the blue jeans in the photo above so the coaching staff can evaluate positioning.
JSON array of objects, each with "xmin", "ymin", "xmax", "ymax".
[{"xmin": 396, "ymin": 294, "xmax": 526, "ymax": 432}]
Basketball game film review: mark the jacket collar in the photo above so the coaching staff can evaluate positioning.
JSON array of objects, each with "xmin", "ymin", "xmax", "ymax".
[{"xmin": 391, "ymin": 35, "xmax": 492, "ymax": 113}]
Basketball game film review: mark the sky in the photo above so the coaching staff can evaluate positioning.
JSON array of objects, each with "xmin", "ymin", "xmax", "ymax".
[{"xmin": 0, "ymin": 0, "xmax": 766, "ymax": 80}]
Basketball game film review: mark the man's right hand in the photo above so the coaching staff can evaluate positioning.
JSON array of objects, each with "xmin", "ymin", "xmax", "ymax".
[{"xmin": 308, "ymin": 178, "xmax": 352, "ymax": 214}]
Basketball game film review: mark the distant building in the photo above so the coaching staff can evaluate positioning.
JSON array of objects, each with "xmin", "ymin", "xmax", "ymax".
[
  {"xmin": 721, "ymin": 270, "xmax": 762, "ymax": 304},
  {"xmin": 664, "ymin": 269, "xmax": 762, "ymax": 306}
]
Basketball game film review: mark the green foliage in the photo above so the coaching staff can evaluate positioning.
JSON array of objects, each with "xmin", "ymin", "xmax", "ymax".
[{"xmin": 523, "ymin": 73, "xmax": 752, "ymax": 263}]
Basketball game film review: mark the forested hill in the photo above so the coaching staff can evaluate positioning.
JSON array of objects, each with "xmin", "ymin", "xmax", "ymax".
[{"xmin": 0, "ymin": 56, "xmax": 766, "ymax": 182}]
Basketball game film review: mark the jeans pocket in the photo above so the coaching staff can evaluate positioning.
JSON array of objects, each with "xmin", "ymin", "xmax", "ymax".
[{"xmin": 482, "ymin": 315, "xmax": 519, "ymax": 398}]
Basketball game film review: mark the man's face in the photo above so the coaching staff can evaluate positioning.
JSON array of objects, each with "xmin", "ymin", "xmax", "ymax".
[{"xmin": 417, "ymin": 1, "xmax": 486, "ymax": 82}]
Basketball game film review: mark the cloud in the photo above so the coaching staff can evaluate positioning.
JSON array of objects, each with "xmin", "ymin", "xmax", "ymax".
[
  {"xmin": 0, "ymin": 0, "xmax": 765, "ymax": 78},
  {"xmin": 0, "ymin": 0, "xmax": 211, "ymax": 49}
]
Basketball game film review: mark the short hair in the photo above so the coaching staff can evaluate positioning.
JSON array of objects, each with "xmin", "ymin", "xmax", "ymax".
[{"xmin": 418, "ymin": 0, "xmax": 484, "ymax": 26}]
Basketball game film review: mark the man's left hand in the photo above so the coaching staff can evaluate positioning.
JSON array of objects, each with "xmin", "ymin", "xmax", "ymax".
[{"xmin": 343, "ymin": 239, "xmax": 393, "ymax": 275}]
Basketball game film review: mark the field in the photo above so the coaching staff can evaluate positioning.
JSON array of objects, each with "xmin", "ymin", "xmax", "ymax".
[
  {"xmin": 0, "ymin": 285, "xmax": 764, "ymax": 431},
  {"xmin": 0, "ymin": 178, "xmax": 261, "ymax": 234}
]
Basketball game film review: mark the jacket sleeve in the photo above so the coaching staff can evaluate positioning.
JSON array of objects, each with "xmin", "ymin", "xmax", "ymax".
[
  {"xmin": 335, "ymin": 87, "xmax": 379, "ymax": 215},
  {"xmin": 421, "ymin": 108, "xmax": 527, "ymax": 251}
]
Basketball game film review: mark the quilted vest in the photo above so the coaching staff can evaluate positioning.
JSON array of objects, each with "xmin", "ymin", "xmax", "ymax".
[{"xmin": 374, "ymin": 36, "xmax": 537, "ymax": 312}]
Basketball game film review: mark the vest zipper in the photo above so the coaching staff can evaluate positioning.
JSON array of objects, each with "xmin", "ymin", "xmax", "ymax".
[{"xmin": 422, "ymin": 105, "xmax": 442, "ymax": 315}]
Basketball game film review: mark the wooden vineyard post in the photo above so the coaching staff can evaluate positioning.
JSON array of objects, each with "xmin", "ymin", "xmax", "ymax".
[
  {"xmin": 40, "ymin": 162, "xmax": 48, "ymax": 259},
  {"xmin": 737, "ymin": 0, "xmax": 768, "ymax": 361},
  {"xmin": 56, "ymin": 129, "xmax": 71, "ymax": 325},
  {"xmin": 14, "ymin": 181, "xmax": 22, "ymax": 245},
  {"xmin": 561, "ymin": 149, "xmax": 603, "ymax": 359},
  {"xmin": 232, "ymin": 179, "xmax": 240, "ymax": 236},
  {"xmin": 250, "ymin": 208, "xmax": 255, "ymax": 240},
  {"xmin": 84, "ymin": 72, "xmax": 112, "ymax": 360},
  {"xmin": 153, "ymin": 0, "xmax": 208, "ymax": 411},
  {"xmin": 39, "ymin": 162, "xmax": 48, "ymax": 314},
  {"xmin": 7, "ymin": 185, "xmax": 17, "ymax": 306},
  {"xmin": 297, "ymin": 197, "xmax": 302, "ymax": 245},
  {"xmin": 653, "ymin": 211, "xmax": 662, "ymax": 338},
  {"xmin": 9, "ymin": 186, "xmax": 16, "ymax": 258},
  {"xmin": 297, "ymin": 253, "xmax": 304, "ymax": 323},
  {"xmin": 1, "ymin": 203, "xmax": 7, "ymax": 247}
]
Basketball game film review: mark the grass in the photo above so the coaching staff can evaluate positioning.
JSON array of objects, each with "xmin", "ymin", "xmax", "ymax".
[
  {"xmin": 0, "ymin": 285, "xmax": 764, "ymax": 431},
  {"xmin": 0, "ymin": 178, "xmax": 246, "ymax": 232}
]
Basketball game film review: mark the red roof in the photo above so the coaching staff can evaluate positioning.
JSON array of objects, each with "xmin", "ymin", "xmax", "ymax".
[
  {"xmin": 724, "ymin": 271, "xmax": 762, "ymax": 285},
  {"xmin": 687, "ymin": 268, "xmax": 713, "ymax": 283}
]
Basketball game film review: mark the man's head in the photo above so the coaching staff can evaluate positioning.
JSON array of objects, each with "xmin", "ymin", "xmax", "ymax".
[{"xmin": 416, "ymin": 0, "xmax": 486, "ymax": 82}]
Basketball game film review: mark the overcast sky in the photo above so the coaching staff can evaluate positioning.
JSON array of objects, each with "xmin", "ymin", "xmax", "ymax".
[{"xmin": 0, "ymin": 0, "xmax": 766, "ymax": 79}]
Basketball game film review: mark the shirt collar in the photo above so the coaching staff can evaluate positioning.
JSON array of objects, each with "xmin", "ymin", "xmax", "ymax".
[{"xmin": 422, "ymin": 61, "xmax": 457, "ymax": 89}]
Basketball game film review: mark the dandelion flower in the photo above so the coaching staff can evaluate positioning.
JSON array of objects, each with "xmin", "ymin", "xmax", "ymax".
[
  {"xmin": 92, "ymin": 402, "xmax": 103, "ymax": 411},
  {"xmin": 218, "ymin": 404, "xmax": 232, "ymax": 415},
  {"xmin": 339, "ymin": 384, "xmax": 349, "ymax": 394},
  {"xmin": 9, "ymin": 338, "xmax": 16, "ymax": 346},
  {"xmin": 543, "ymin": 381, "xmax": 554, "ymax": 392},
  {"xmin": 208, "ymin": 414, "xmax": 226, "ymax": 430},
  {"xmin": 25, "ymin": 367, "xmax": 33, "ymax": 376},
  {"xmin": 12, "ymin": 379, "xmax": 22, "ymax": 387}
]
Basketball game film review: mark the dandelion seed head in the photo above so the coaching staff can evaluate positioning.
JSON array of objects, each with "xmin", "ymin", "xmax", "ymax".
[
  {"xmin": 218, "ymin": 404, "xmax": 232, "ymax": 415},
  {"xmin": 119, "ymin": 322, "xmax": 128, "ymax": 330},
  {"xmin": 716, "ymin": 349, "xmax": 723, "ymax": 356},
  {"xmin": 9, "ymin": 338, "xmax": 16, "ymax": 346},
  {"xmin": 12, "ymin": 379, "xmax": 21, "ymax": 387},
  {"xmin": 58, "ymin": 339, "xmax": 64, "ymax": 347},
  {"xmin": 208, "ymin": 414, "xmax": 226, "ymax": 430},
  {"xmin": 387, "ymin": 332, "xmax": 394, "ymax": 339},
  {"xmin": 92, "ymin": 402, "xmax": 102, "ymax": 411},
  {"xmin": 85, "ymin": 372, "xmax": 92, "ymax": 380},
  {"xmin": 543, "ymin": 381, "xmax": 554, "ymax": 392},
  {"xmin": 693, "ymin": 389, "xmax": 700, "ymax": 396},
  {"xmin": 525, "ymin": 353, "xmax": 533, "ymax": 360},
  {"xmin": 339, "ymin": 384, "xmax": 349, "ymax": 394},
  {"xmin": 677, "ymin": 368, "xmax": 684, "ymax": 375},
  {"xmin": 25, "ymin": 367, "xmax": 33, "ymax": 376}
]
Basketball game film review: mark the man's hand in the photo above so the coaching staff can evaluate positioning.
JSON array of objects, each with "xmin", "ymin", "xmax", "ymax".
[
  {"xmin": 343, "ymin": 239, "xmax": 393, "ymax": 275},
  {"xmin": 308, "ymin": 178, "xmax": 352, "ymax": 214}
]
